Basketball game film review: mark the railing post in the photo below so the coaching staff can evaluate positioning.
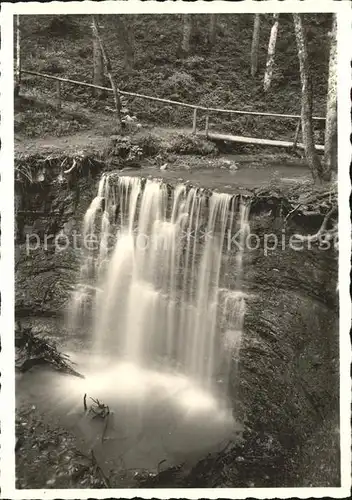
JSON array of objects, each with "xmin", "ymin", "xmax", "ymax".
[
  {"xmin": 205, "ymin": 114, "xmax": 209, "ymax": 137},
  {"xmin": 192, "ymin": 108, "xmax": 197, "ymax": 134},
  {"xmin": 56, "ymin": 80, "xmax": 61, "ymax": 110},
  {"xmin": 293, "ymin": 118, "xmax": 301, "ymax": 149}
]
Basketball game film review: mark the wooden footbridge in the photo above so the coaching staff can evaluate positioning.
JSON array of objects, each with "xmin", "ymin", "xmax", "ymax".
[{"xmin": 20, "ymin": 69, "xmax": 325, "ymax": 152}]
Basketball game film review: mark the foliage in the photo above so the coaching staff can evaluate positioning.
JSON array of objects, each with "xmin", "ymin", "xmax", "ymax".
[
  {"xmin": 16, "ymin": 408, "xmax": 109, "ymax": 488},
  {"xmin": 15, "ymin": 96, "xmax": 91, "ymax": 137},
  {"xmin": 34, "ymin": 15, "xmax": 81, "ymax": 38},
  {"xmin": 107, "ymin": 136, "xmax": 143, "ymax": 164},
  {"xmin": 18, "ymin": 14, "xmax": 331, "ymax": 141},
  {"xmin": 161, "ymin": 71, "xmax": 196, "ymax": 97},
  {"xmin": 182, "ymin": 55, "xmax": 206, "ymax": 69},
  {"xmin": 136, "ymin": 134, "xmax": 162, "ymax": 157},
  {"xmin": 38, "ymin": 59, "xmax": 65, "ymax": 74},
  {"xmin": 166, "ymin": 133, "xmax": 219, "ymax": 156}
]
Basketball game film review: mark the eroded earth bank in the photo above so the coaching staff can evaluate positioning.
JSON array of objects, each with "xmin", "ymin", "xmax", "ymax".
[{"xmin": 15, "ymin": 138, "xmax": 339, "ymax": 489}]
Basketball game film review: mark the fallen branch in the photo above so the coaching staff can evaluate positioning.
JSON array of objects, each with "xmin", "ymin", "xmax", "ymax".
[
  {"xmin": 157, "ymin": 459, "xmax": 167, "ymax": 473},
  {"xmin": 89, "ymin": 397, "xmax": 110, "ymax": 419},
  {"xmin": 15, "ymin": 323, "xmax": 84, "ymax": 378},
  {"xmin": 294, "ymin": 206, "xmax": 337, "ymax": 242},
  {"xmin": 284, "ymin": 203, "xmax": 302, "ymax": 222}
]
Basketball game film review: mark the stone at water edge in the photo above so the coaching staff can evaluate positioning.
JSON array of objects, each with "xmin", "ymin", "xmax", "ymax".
[
  {"xmin": 160, "ymin": 163, "xmax": 168, "ymax": 171},
  {"xmin": 221, "ymin": 159, "xmax": 238, "ymax": 170}
]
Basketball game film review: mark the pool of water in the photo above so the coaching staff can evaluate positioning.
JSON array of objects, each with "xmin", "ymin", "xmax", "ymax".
[
  {"xmin": 123, "ymin": 156, "xmax": 312, "ymax": 193},
  {"xmin": 16, "ymin": 350, "xmax": 242, "ymax": 474}
]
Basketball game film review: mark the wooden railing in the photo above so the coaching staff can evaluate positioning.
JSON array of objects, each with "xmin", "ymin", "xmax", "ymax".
[{"xmin": 20, "ymin": 69, "xmax": 326, "ymax": 150}]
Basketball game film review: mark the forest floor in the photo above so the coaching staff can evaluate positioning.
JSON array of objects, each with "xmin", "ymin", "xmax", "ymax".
[
  {"xmin": 19, "ymin": 14, "xmax": 330, "ymax": 140},
  {"xmin": 15, "ymin": 13, "xmax": 331, "ymax": 190},
  {"xmin": 15, "ymin": 90, "xmax": 318, "ymax": 195},
  {"xmin": 14, "ymin": 89, "xmax": 306, "ymax": 156}
]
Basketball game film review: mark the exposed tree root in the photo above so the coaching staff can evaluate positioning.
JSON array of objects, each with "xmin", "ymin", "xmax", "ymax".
[
  {"xmin": 296, "ymin": 205, "xmax": 337, "ymax": 242},
  {"xmin": 250, "ymin": 182, "xmax": 338, "ymax": 242},
  {"xmin": 15, "ymin": 321, "xmax": 84, "ymax": 378},
  {"xmin": 63, "ymin": 158, "xmax": 77, "ymax": 174}
]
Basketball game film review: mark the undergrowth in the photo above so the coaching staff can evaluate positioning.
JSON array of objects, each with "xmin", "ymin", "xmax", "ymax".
[
  {"xmin": 18, "ymin": 14, "xmax": 330, "ymax": 142},
  {"xmin": 15, "ymin": 96, "xmax": 91, "ymax": 137}
]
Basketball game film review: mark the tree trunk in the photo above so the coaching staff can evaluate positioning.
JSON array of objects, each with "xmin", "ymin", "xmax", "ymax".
[
  {"xmin": 92, "ymin": 16, "xmax": 122, "ymax": 133},
  {"xmin": 263, "ymin": 14, "xmax": 279, "ymax": 92},
  {"xmin": 293, "ymin": 14, "xmax": 322, "ymax": 181},
  {"xmin": 323, "ymin": 14, "xmax": 337, "ymax": 180},
  {"xmin": 92, "ymin": 16, "xmax": 105, "ymax": 98},
  {"xmin": 251, "ymin": 14, "xmax": 261, "ymax": 77},
  {"xmin": 116, "ymin": 16, "xmax": 134, "ymax": 72},
  {"xmin": 208, "ymin": 14, "xmax": 217, "ymax": 50},
  {"xmin": 181, "ymin": 15, "xmax": 193, "ymax": 56},
  {"xmin": 15, "ymin": 15, "xmax": 21, "ymax": 97}
]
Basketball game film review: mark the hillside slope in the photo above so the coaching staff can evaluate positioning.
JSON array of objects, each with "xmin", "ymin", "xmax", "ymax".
[{"xmin": 18, "ymin": 14, "xmax": 331, "ymax": 141}]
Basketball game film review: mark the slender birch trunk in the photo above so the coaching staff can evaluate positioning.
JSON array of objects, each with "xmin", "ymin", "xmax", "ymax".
[
  {"xmin": 323, "ymin": 14, "xmax": 337, "ymax": 180},
  {"xmin": 208, "ymin": 14, "xmax": 217, "ymax": 50},
  {"xmin": 251, "ymin": 14, "xmax": 261, "ymax": 77},
  {"xmin": 15, "ymin": 15, "xmax": 21, "ymax": 97},
  {"xmin": 92, "ymin": 16, "xmax": 122, "ymax": 132},
  {"xmin": 293, "ymin": 14, "xmax": 322, "ymax": 181},
  {"xmin": 181, "ymin": 15, "xmax": 193, "ymax": 55},
  {"xmin": 116, "ymin": 16, "xmax": 134, "ymax": 72},
  {"xmin": 92, "ymin": 16, "xmax": 105, "ymax": 98},
  {"xmin": 263, "ymin": 14, "xmax": 279, "ymax": 92}
]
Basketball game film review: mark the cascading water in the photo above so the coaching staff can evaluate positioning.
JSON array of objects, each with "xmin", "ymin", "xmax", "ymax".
[{"xmin": 70, "ymin": 174, "xmax": 250, "ymax": 394}]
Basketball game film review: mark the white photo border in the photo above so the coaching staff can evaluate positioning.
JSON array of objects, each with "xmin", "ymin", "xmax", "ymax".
[{"xmin": 1, "ymin": 1, "xmax": 351, "ymax": 498}]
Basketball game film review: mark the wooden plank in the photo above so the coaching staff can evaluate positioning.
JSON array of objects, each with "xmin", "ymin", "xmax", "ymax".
[
  {"xmin": 202, "ymin": 131, "xmax": 324, "ymax": 151},
  {"xmin": 21, "ymin": 69, "xmax": 326, "ymax": 121}
]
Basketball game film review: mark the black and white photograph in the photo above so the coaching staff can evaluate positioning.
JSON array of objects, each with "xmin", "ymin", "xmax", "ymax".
[{"xmin": 0, "ymin": 1, "xmax": 351, "ymax": 498}]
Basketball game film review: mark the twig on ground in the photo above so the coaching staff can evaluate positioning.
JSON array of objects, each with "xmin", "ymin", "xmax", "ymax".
[
  {"xmin": 284, "ymin": 203, "xmax": 302, "ymax": 222},
  {"xmin": 157, "ymin": 459, "xmax": 167, "ymax": 473},
  {"xmin": 83, "ymin": 393, "xmax": 87, "ymax": 412}
]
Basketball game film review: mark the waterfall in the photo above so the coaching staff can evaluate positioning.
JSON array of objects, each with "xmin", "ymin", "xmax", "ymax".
[{"xmin": 69, "ymin": 175, "xmax": 250, "ymax": 391}]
